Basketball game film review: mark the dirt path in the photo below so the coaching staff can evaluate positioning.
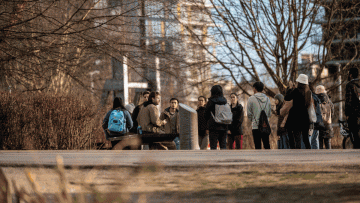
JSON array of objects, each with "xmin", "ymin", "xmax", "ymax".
[{"xmin": 2, "ymin": 163, "xmax": 360, "ymax": 202}]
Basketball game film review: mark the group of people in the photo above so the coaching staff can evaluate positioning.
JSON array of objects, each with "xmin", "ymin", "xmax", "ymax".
[
  {"xmin": 102, "ymin": 67, "xmax": 360, "ymax": 150},
  {"xmin": 274, "ymin": 74, "xmax": 335, "ymax": 149}
]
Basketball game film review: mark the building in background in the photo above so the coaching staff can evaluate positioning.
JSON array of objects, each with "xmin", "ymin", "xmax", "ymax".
[
  {"xmin": 94, "ymin": 0, "xmax": 216, "ymax": 109},
  {"xmin": 312, "ymin": 0, "xmax": 360, "ymax": 121}
]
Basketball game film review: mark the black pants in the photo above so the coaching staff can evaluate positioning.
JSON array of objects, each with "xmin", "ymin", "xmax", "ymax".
[
  {"xmin": 252, "ymin": 129, "xmax": 270, "ymax": 149},
  {"xmin": 288, "ymin": 128, "xmax": 311, "ymax": 149},
  {"xmin": 209, "ymin": 130, "xmax": 227, "ymax": 150},
  {"xmin": 319, "ymin": 137, "xmax": 331, "ymax": 149},
  {"xmin": 348, "ymin": 116, "xmax": 360, "ymax": 149},
  {"xmin": 227, "ymin": 134, "xmax": 241, "ymax": 149},
  {"xmin": 198, "ymin": 130, "xmax": 209, "ymax": 150}
]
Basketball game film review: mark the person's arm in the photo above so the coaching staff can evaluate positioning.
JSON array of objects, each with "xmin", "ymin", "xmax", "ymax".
[
  {"xmin": 266, "ymin": 97, "xmax": 272, "ymax": 118},
  {"xmin": 205, "ymin": 100, "xmax": 213, "ymax": 122},
  {"xmin": 159, "ymin": 111, "xmax": 166, "ymax": 121},
  {"xmin": 149, "ymin": 105, "xmax": 165, "ymax": 127},
  {"xmin": 132, "ymin": 106, "xmax": 140, "ymax": 122},
  {"xmin": 102, "ymin": 110, "xmax": 111, "ymax": 130},
  {"xmin": 247, "ymin": 97, "xmax": 254, "ymax": 122},
  {"xmin": 124, "ymin": 110, "xmax": 133, "ymax": 131},
  {"xmin": 237, "ymin": 104, "xmax": 244, "ymax": 132},
  {"xmin": 330, "ymin": 99, "xmax": 335, "ymax": 119},
  {"xmin": 345, "ymin": 83, "xmax": 353, "ymax": 118}
]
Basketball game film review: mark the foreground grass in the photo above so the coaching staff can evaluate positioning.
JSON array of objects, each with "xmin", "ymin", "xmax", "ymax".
[{"xmin": 1, "ymin": 157, "xmax": 360, "ymax": 202}]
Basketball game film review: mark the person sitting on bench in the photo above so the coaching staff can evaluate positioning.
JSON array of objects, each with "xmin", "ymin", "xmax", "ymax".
[{"xmin": 138, "ymin": 92, "xmax": 176, "ymax": 150}]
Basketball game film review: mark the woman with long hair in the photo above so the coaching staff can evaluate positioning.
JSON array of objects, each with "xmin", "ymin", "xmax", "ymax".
[
  {"xmin": 205, "ymin": 85, "xmax": 229, "ymax": 150},
  {"xmin": 102, "ymin": 97, "xmax": 133, "ymax": 148},
  {"xmin": 285, "ymin": 74, "xmax": 312, "ymax": 149}
]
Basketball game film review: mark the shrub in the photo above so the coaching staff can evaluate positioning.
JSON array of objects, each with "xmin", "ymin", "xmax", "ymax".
[{"xmin": 0, "ymin": 92, "xmax": 102, "ymax": 150}]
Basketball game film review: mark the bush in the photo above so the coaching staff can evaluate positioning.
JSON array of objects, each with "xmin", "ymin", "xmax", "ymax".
[{"xmin": 0, "ymin": 92, "xmax": 102, "ymax": 150}]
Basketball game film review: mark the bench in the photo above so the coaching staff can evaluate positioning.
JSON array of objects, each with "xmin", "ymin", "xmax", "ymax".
[{"xmin": 107, "ymin": 132, "xmax": 179, "ymax": 149}]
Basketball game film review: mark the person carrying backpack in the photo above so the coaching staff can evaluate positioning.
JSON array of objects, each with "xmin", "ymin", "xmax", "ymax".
[
  {"xmin": 205, "ymin": 85, "xmax": 232, "ymax": 150},
  {"xmin": 316, "ymin": 85, "xmax": 334, "ymax": 149},
  {"xmin": 102, "ymin": 97, "xmax": 133, "ymax": 148},
  {"xmin": 247, "ymin": 81, "xmax": 272, "ymax": 149},
  {"xmin": 345, "ymin": 67, "xmax": 360, "ymax": 149},
  {"xmin": 309, "ymin": 82, "xmax": 325, "ymax": 149}
]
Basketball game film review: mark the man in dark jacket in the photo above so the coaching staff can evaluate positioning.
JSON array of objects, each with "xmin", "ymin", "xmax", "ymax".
[
  {"xmin": 131, "ymin": 91, "xmax": 150, "ymax": 133},
  {"xmin": 160, "ymin": 98, "xmax": 180, "ymax": 149},
  {"xmin": 197, "ymin": 96, "xmax": 208, "ymax": 150},
  {"xmin": 205, "ymin": 85, "xmax": 229, "ymax": 150},
  {"xmin": 345, "ymin": 67, "xmax": 360, "ymax": 149},
  {"xmin": 228, "ymin": 93, "xmax": 244, "ymax": 149}
]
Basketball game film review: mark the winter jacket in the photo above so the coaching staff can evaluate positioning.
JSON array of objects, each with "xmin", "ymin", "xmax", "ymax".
[
  {"xmin": 345, "ymin": 78, "xmax": 360, "ymax": 118},
  {"xmin": 197, "ymin": 106, "xmax": 207, "ymax": 131},
  {"xmin": 130, "ymin": 104, "xmax": 143, "ymax": 133},
  {"xmin": 205, "ymin": 85, "xmax": 229, "ymax": 131},
  {"xmin": 317, "ymin": 93, "xmax": 334, "ymax": 124},
  {"xmin": 285, "ymin": 88, "xmax": 310, "ymax": 131},
  {"xmin": 160, "ymin": 107, "xmax": 180, "ymax": 134},
  {"xmin": 247, "ymin": 93, "xmax": 271, "ymax": 130},
  {"xmin": 317, "ymin": 93, "xmax": 334, "ymax": 137},
  {"xmin": 137, "ymin": 103, "xmax": 165, "ymax": 133},
  {"xmin": 312, "ymin": 93, "xmax": 323, "ymax": 124},
  {"xmin": 102, "ymin": 108, "xmax": 133, "ymax": 137},
  {"xmin": 229, "ymin": 102, "xmax": 244, "ymax": 135}
]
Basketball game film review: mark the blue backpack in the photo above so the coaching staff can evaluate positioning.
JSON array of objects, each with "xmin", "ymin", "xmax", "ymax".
[{"xmin": 108, "ymin": 109, "xmax": 126, "ymax": 134}]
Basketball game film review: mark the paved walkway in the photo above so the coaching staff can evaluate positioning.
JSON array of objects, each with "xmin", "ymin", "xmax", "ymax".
[{"xmin": 0, "ymin": 150, "xmax": 359, "ymax": 167}]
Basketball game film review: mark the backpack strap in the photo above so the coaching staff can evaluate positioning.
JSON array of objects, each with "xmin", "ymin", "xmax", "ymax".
[{"xmin": 254, "ymin": 96, "xmax": 268, "ymax": 112}]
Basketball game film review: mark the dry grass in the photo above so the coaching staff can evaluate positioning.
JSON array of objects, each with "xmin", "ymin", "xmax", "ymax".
[
  {"xmin": 0, "ymin": 92, "xmax": 104, "ymax": 150},
  {"xmin": 1, "ymin": 159, "xmax": 359, "ymax": 203}
]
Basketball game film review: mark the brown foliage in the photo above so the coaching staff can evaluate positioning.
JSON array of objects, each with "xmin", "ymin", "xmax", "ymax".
[{"xmin": 0, "ymin": 92, "xmax": 102, "ymax": 150}]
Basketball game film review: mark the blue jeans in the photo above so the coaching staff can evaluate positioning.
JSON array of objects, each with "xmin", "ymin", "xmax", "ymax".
[
  {"xmin": 310, "ymin": 130, "xmax": 319, "ymax": 149},
  {"xmin": 278, "ymin": 133, "xmax": 290, "ymax": 149},
  {"xmin": 301, "ymin": 134, "xmax": 311, "ymax": 149},
  {"xmin": 174, "ymin": 137, "xmax": 180, "ymax": 150}
]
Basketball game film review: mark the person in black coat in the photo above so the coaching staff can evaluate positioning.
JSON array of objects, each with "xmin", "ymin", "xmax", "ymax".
[
  {"xmin": 205, "ymin": 85, "xmax": 229, "ymax": 150},
  {"xmin": 285, "ymin": 74, "xmax": 312, "ymax": 149},
  {"xmin": 345, "ymin": 67, "xmax": 360, "ymax": 149},
  {"xmin": 197, "ymin": 96, "xmax": 209, "ymax": 150},
  {"xmin": 227, "ymin": 93, "xmax": 244, "ymax": 149}
]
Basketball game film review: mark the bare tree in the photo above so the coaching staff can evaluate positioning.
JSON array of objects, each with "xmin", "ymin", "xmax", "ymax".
[{"xmin": 178, "ymin": 0, "xmax": 322, "ymax": 97}]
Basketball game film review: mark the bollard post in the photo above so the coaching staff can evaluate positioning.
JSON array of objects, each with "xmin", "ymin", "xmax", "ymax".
[{"xmin": 179, "ymin": 103, "xmax": 200, "ymax": 150}]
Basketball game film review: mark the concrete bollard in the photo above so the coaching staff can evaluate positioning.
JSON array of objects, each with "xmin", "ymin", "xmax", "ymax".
[{"xmin": 179, "ymin": 103, "xmax": 200, "ymax": 150}]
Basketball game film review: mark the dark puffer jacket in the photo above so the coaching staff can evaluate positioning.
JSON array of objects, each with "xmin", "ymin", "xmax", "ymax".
[
  {"xmin": 197, "ymin": 106, "xmax": 207, "ymax": 131},
  {"xmin": 205, "ymin": 85, "xmax": 229, "ymax": 131},
  {"xmin": 345, "ymin": 78, "xmax": 360, "ymax": 118},
  {"xmin": 229, "ymin": 102, "xmax": 244, "ymax": 135}
]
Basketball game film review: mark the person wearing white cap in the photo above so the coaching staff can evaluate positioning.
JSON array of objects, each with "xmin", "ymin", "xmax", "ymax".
[
  {"xmin": 315, "ymin": 85, "xmax": 334, "ymax": 149},
  {"xmin": 284, "ymin": 74, "xmax": 312, "ymax": 149}
]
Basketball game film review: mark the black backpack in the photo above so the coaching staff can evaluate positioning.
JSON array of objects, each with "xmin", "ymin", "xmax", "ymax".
[{"xmin": 255, "ymin": 97, "xmax": 271, "ymax": 135}]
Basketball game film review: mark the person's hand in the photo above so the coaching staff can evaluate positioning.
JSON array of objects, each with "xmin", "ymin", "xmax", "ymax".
[
  {"xmin": 228, "ymin": 130, "xmax": 231, "ymax": 134},
  {"xmin": 162, "ymin": 119, "xmax": 167, "ymax": 125},
  {"xmin": 289, "ymin": 81, "xmax": 294, "ymax": 89},
  {"xmin": 206, "ymin": 130, "xmax": 209, "ymax": 135}
]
